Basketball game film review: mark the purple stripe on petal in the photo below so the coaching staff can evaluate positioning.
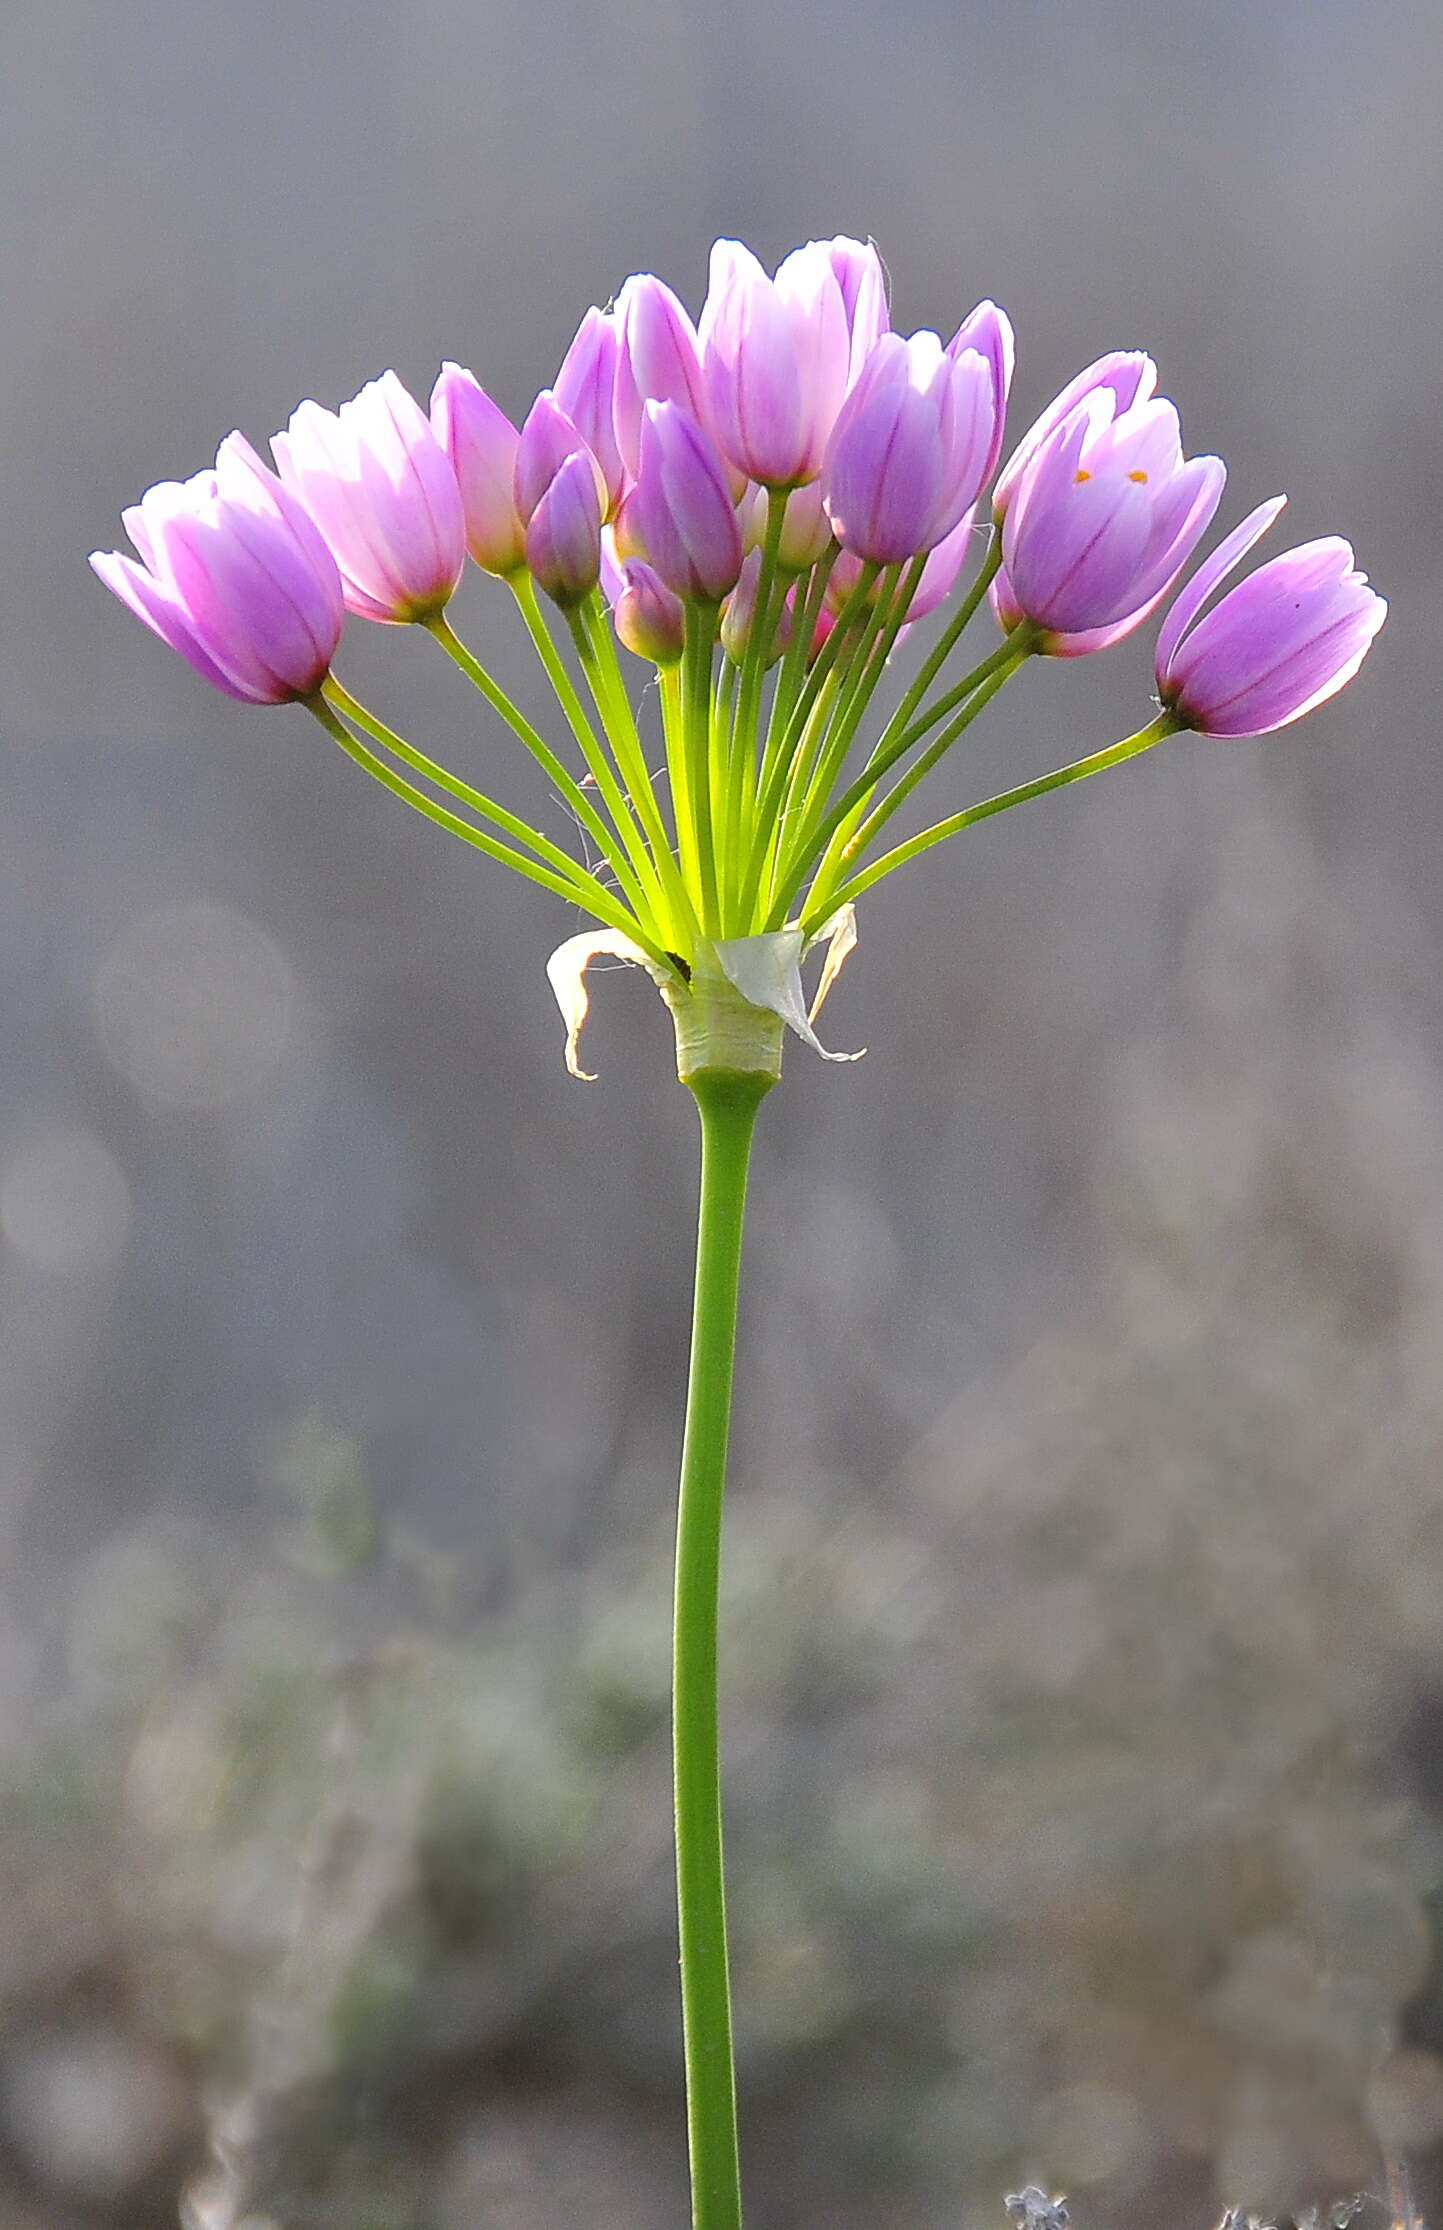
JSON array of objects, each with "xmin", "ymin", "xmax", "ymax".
[{"xmin": 1156, "ymin": 496, "xmax": 1287, "ymax": 674}]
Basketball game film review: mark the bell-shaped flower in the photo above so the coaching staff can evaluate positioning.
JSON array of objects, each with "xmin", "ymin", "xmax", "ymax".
[
  {"xmin": 1155, "ymin": 497, "xmax": 1386, "ymax": 736},
  {"xmin": 91, "ymin": 432, "xmax": 344, "ymax": 703},
  {"xmin": 611, "ymin": 554, "xmax": 686, "ymax": 664},
  {"xmin": 612, "ymin": 274, "xmax": 710, "ymax": 481},
  {"xmin": 272, "ymin": 371, "xmax": 465, "ymax": 623},
  {"xmin": 630, "ymin": 401, "xmax": 744, "ymax": 603},
  {"xmin": 778, "ymin": 483, "xmax": 835, "ymax": 571},
  {"xmin": 524, "ymin": 448, "xmax": 603, "ymax": 608},
  {"xmin": 996, "ymin": 389, "xmax": 1224, "ymax": 654},
  {"xmin": 430, "ymin": 362, "xmax": 524, "ymax": 576},
  {"xmin": 946, "ymin": 300, "xmax": 1015, "ymax": 489},
  {"xmin": 514, "ymin": 391, "xmax": 608, "ymax": 526},
  {"xmin": 554, "ymin": 307, "xmax": 625, "ymax": 515},
  {"xmin": 699, "ymin": 238, "xmax": 851, "ymax": 489},
  {"xmin": 822, "ymin": 330, "xmax": 1001, "ymax": 564},
  {"xmin": 816, "ymin": 235, "xmax": 890, "ymax": 381},
  {"xmin": 993, "ymin": 349, "xmax": 1156, "ymax": 522}
]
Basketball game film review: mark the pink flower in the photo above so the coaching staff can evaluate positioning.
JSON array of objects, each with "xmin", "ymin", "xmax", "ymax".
[
  {"xmin": 524, "ymin": 449, "xmax": 604, "ymax": 607},
  {"xmin": 995, "ymin": 389, "xmax": 1224, "ymax": 654},
  {"xmin": 612, "ymin": 274, "xmax": 710, "ymax": 481},
  {"xmin": 946, "ymin": 300, "xmax": 1015, "ymax": 488},
  {"xmin": 993, "ymin": 349, "xmax": 1156, "ymax": 522},
  {"xmin": 1156, "ymin": 498, "xmax": 1386, "ymax": 736},
  {"xmin": 815, "ymin": 235, "xmax": 890, "ymax": 380},
  {"xmin": 272, "ymin": 371, "xmax": 465, "ymax": 623},
  {"xmin": 430, "ymin": 363, "xmax": 524, "ymax": 576},
  {"xmin": 629, "ymin": 402, "xmax": 744, "ymax": 603},
  {"xmin": 823, "ymin": 329, "xmax": 1002, "ymax": 563},
  {"xmin": 720, "ymin": 547, "xmax": 793, "ymax": 666},
  {"xmin": 554, "ymin": 306, "xmax": 625, "ymax": 515},
  {"xmin": 699, "ymin": 239, "xmax": 851, "ymax": 489},
  {"xmin": 514, "ymin": 391, "xmax": 608, "ymax": 525},
  {"xmin": 90, "ymin": 432, "xmax": 344, "ymax": 703},
  {"xmin": 610, "ymin": 555, "xmax": 686, "ymax": 664}
]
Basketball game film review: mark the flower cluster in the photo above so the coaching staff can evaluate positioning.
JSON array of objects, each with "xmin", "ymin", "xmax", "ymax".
[{"xmin": 92, "ymin": 235, "xmax": 1386, "ymax": 1072}]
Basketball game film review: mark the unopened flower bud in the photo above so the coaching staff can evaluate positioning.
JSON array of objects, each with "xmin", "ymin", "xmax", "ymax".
[
  {"xmin": 612, "ymin": 273, "xmax": 710, "ymax": 480},
  {"xmin": 720, "ymin": 547, "xmax": 794, "ymax": 666},
  {"xmin": 554, "ymin": 307, "xmax": 625, "ymax": 516},
  {"xmin": 631, "ymin": 401, "xmax": 744, "ymax": 602},
  {"xmin": 613, "ymin": 557, "xmax": 686, "ymax": 663},
  {"xmin": 823, "ymin": 329, "xmax": 1001, "ymax": 563},
  {"xmin": 525, "ymin": 449, "xmax": 603, "ymax": 607},
  {"xmin": 431, "ymin": 362, "xmax": 524, "ymax": 575},
  {"xmin": 700, "ymin": 238, "xmax": 850, "ymax": 489}
]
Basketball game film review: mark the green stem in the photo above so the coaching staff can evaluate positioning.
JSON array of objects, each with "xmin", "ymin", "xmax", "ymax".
[
  {"xmin": 765, "ymin": 557, "xmax": 923, "ymax": 922},
  {"xmin": 811, "ymin": 645, "xmax": 1030, "ymax": 910},
  {"xmin": 674, "ymin": 1064, "xmax": 771, "ymax": 2230},
  {"xmin": 509, "ymin": 576, "xmax": 667, "ymax": 923},
  {"xmin": 875, "ymin": 527, "xmax": 1001, "ymax": 758},
  {"xmin": 304, "ymin": 696, "xmax": 673, "ymax": 967},
  {"xmin": 752, "ymin": 546, "xmax": 836, "ymax": 829},
  {"xmin": 800, "ymin": 631, "xmax": 1028, "ymax": 900},
  {"xmin": 570, "ymin": 599, "xmax": 698, "ymax": 946},
  {"xmin": 425, "ymin": 614, "xmax": 649, "ymax": 915},
  {"xmin": 725, "ymin": 492, "xmax": 787, "ymax": 902},
  {"xmin": 805, "ymin": 711, "xmax": 1181, "ymax": 930},
  {"xmin": 321, "ymin": 676, "xmax": 590, "ymax": 892},
  {"xmin": 735, "ymin": 561, "xmax": 879, "ymax": 924},
  {"xmin": 684, "ymin": 603, "xmax": 722, "ymax": 933}
]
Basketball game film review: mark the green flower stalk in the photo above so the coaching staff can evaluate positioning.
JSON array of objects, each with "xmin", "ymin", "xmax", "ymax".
[{"xmin": 90, "ymin": 231, "xmax": 1385, "ymax": 2230}]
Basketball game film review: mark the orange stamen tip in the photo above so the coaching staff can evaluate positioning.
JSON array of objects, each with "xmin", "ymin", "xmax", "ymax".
[
  {"xmin": 1127, "ymin": 469, "xmax": 1148, "ymax": 483},
  {"xmin": 1074, "ymin": 468, "xmax": 1092, "ymax": 483}
]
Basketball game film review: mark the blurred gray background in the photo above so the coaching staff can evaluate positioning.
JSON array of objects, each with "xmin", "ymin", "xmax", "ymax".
[{"xmin": 3, "ymin": 1, "xmax": 1443, "ymax": 2225}]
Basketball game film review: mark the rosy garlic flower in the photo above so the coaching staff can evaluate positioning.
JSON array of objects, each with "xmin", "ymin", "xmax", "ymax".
[
  {"xmin": 699, "ymin": 237, "xmax": 851, "ymax": 489},
  {"xmin": 90, "ymin": 432, "xmax": 344, "ymax": 702},
  {"xmin": 91, "ymin": 229, "xmax": 1387, "ymax": 2230},
  {"xmin": 822, "ymin": 325, "xmax": 1005, "ymax": 564},
  {"xmin": 994, "ymin": 388, "xmax": 1224, "ymax": 653},
  {"xmin": 817, "ymin": 233, "xmax": 890, "ymax": 380},
  {"xmin": 554, "ymin": 305, "xmax": 625, "ymax": 516},
  {"xmin": 611, "ymin": 554, "xmax": 686, "ymax": 664},
  {"xmin": 272, "ymin": 371, "xmax": 465, "ymax": 624},
  {"xmin": 1156, "ymin": 497, "xmax": 1387, "ymax": 735},
  {"xmin": 629, "ymin": 399, "xmax": 744, "ymax": 603},
  {"xmin": 430, "ymin": 363, "xmax": 525, "ymax": 576},
  {"xmin": 612, "ymin": 272, "xmax": 711, "ymax": 481},
  {"xmin": 993, "ymin": 347, "xmax": 1155, "ymax": 521}
]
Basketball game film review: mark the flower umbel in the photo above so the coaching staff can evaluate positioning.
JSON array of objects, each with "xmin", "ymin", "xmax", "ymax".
[
  {"xmin": 92, "ymin": 239, "xmax": 1384, "ymax": 1061},
  {"xmin": 91, "ymin": 231, "xmax": 1389, "ymax": 2230}
]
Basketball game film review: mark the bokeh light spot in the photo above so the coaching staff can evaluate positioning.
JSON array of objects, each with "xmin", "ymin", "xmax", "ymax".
[
  {"xmin": 95, "ymin": 901, "xmax": 294, "ymax": 1109},
  {"xmin": 0, "ymin": 1127, "xmax": 131, "ymax": 1272}
]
